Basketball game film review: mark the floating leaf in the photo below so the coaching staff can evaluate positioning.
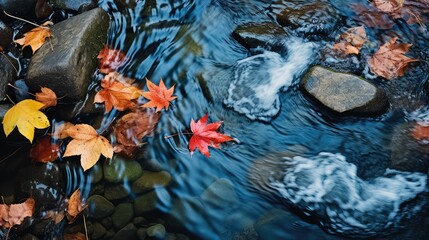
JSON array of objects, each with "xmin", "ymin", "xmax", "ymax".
[
  {"xmin": 411, "ymin": 124, "xmax": 429, "ymax": 140},
  {"xmin": 333, "ymin": 26, "xmax": 367, "ymax": 55},
  {"xmin": 0, "ymin": 198, "xmax": 35, "ymax": 228},
  {"xmin": 14, "ymin": 21, "xmax": 52, "ymax": 53},
  {"xmin": 142, "ymin": 78, "xmax": 176, "ymax": 112},
  {"xmin": 373, "ymin": 0, "xmax": 404, "ymax": 13},
  {"xmin": 66, "ymin": 189, "xmax": 86, "ymax": 224},
  {"xmin": 97, "ymin": 45, "xmax": 127, "ymax": 74},
  {"xmin": 30, "ymin": 135, "xmax": 60, "ymax": 163}
]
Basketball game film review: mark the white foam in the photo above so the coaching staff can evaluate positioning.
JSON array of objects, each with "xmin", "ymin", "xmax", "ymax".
[
  {"xmin": 224, "ymin": 38, "xmax": 316, "ymax": 121},
  {"xmin": 270, "ymin": 152, "xmax": 427, "ymax": 236}
]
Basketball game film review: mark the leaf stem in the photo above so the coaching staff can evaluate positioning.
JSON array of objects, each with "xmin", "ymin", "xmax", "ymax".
[
  {"xmin": 83, "ymin": 214, "xmax": 89, "ymax": 240},
  {"xmin": 164, "ymin": 132, "xmax": 193, "ymax": 139},
  {"xmin": 3, "ymin": 11, "xmax": 40, "ymax": 27},
  {"xmin": 7, "ymin": 83, "xmax": 35, "ymax": 96}
]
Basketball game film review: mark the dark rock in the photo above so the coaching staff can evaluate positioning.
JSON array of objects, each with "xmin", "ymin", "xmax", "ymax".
[
  {"xmin": 0, "ymin": 0, "xmax": 37, "ymax": 18},
  {"xmin": 112, "ymin": 223, "xmax": 138, "ymax": 240},
  {"xmin": 21, "ymin": 233, "xmax": 39, "ymax": 240},
  {"xmin": 147, "ymin": 224, "xmax": 166, "ymax": 239},
  {"xmin": 91, "ymin": 222, "xmax": 107, "ymax": 239},
  {"xmin": 101, "ymin": 217, "xmax": 113, "ymax": 229},
  {"xmin": 26, "ymin": 8, "xmax": 109, "ymax": 103},
  {"xmin": 132, "ymin": 171, "xmax": 172, "ymax": 194},
  {"xmin": 301, "ymin": 66, "xmax": 389, "ymax": 116},
  {"xmin": 89, "ymin": 163, "xmax": 103, "ymax": 184},
  {"xmin": 105, "ymin": 230, "xmax": 116, "ymax": 239},
  {"xmin": 133, "ymin": 216, "xmax": 148, "ymax": 227},
  {"xmin": 201, "ymin": 178, "xmax": 238, "ymax": 207},
  {"xmin": 87, "ymin": 195, "xmax": 115, "ymax": 219},
  {"xmin": 139, "ymin": 157, "xmax": 164, "ymax": 172},
  {"xmin": 0, "ymin": 54, "xmax": 16, "ymax": 101},
  {"xmin": 104, "ymin": 155, "xmax": 143, "ymax": 183},
  {"xmin": 232, "ymin": 22, "xmax": 288, "ymax": 50},
  {"xmin": 112, "ymin": 203, "xmax": 134, "ymax": 229},
  {"xmin": 0, "ymin": 20, "xmax": 13, "ymax": 48},
  {"xmin": 104, "ymin": 184, "xmax": 130, "ymax": 201},
  {"xmin": 276, "ymin": 2, "xmax": 339, "ymax": 39},
  {"xmin": 15, "ymin": 162, "xmax": 63, "ymax": 210},
  {"xmin": 31, "ymin": 219, "xmax": 56, "ymax": 239},
  {"xmin": 48, "ymin": 0, "xmax": 97, "ymax": 12},
  {"xmin": 134, "ymin": 191, "xmax": 158, "ymax": 215},
  {"xmin": 136, "ymin": 228, "xmax": 147, "ymax": 240}
]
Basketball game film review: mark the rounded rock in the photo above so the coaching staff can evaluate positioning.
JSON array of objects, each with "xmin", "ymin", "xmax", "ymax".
[
  {"xmin": 132, "ymin": 171, "xmax": 172, "ymax": 193},
  {"xmin": 147, "ymin": 224, "xmax": 166, "ymax": 239},
  {"xmin": 112, "ymin": 203, "xmax": 134, "ymax": 229},
  {"xmin": 87, "ymin": 195, "xmax": 115, "ymax": 219},
  {"xmin": 103, "ymin": 155, "xmax": 143, "ymax": 183}
]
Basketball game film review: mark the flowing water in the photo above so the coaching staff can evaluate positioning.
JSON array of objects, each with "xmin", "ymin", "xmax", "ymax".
[{"xmin": 65, "ymin": 0, "xmax": 429, "ymax": 239}]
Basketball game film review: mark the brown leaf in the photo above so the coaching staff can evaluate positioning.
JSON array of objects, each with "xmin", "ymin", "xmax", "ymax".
[
  {"xmin": 333, "ymin": 26, "xmax": 367, "ymax": 55},
  {"xmin": 411, "ymin": 124, "xmax": 429, "ymax": 140},
  {"xmin": 369, "ymin": 37, "xmax": 418, "ymax": 80},
  {"xmin": 97, "ymin": 45, "xmax": 127, "ymax": 74},
  {"xmin": 0, "ymin": 198, "xmax": 35, "ymax": 228},
  {"xmin": 0, "ymin": 204, "xmax": 9, "ymax": 227},
  {"xmin": 29, "ymin": 135, "xmax": 60, "ymax": 163},
  {"xmin": 36, "ymin": 87, "xmax": 57, "ymax": 108},
  {"xmin": 45, "ymin": 210, "xmax": 65, "ymax": 224},
  {"xmin": 94, "ymin": 72, "xmax": 143, "ymax": 113},
  {"xmin": 114, "ymin": 108, "xmax": 161, "ymax": 157},
  {"xmin": 64, "ymin": 232, "xmax": 87, "ymax": 240},
  {"xmin": 373, "ymin": 0, "xmax": 404, "ymax": 13},
  {"xmin": 14, "ymin": 21, "xmax": 52, "ymax": 54},
  {"xmin": 66, "ymin": 189, "xmax": 86, "ymax": 224},
  {"xmin": 54, "ymin": 122, "xmax": 74, "ymax": 139},
  {"xmin": 62, "ymin": 124, "xmax": 113, "ymax": 171}
]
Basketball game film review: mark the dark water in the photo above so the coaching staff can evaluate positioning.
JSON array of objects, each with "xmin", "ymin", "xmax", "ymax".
[{"xmin": 69, "ymin": 0, "xmax": 429, "ymax": 239}]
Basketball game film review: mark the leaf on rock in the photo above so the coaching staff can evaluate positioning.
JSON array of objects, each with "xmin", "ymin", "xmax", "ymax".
[
  {"xmin": 142, "ymin": 78, "xmax": 176, "ymax": 112},
  {"xmin": 64, "ymin": 232, "xmax": 87, "ymax": 240},
  {"xmin": 373, "ymin": 0, "xmax": 404, "ymax": 13},
  {"xmin": 62, "ymin": 124, "xmax": 113, "ymax": 171},
  {"xmin": 14, "ymin": 21, "xmax": 52, "ymax": 54},
  {"xmin": 97, "ymin": 45, "xmax": 127, "ymax": 74},
  {"xmin": 30, "ymin": 135, "xmax": 60, "ymax": 163},
  {"xmin": 0, "ymin": 198, "xmax": 35, "ymax": 228},
  {"xmin": 2, "ymin": 99, "xmax": 50, "ymax": 143},
  {"xmin": 114, "ymin": 108, "xmax": 161, "ymax": 157},
  {"xmin": 94, "ymin": 72, "xmax": 143, "ymax": 113},
  {"xmin": 66, "ymin": 189, "xmax": 86, "ymax": 224},
  {"xmin": 36, "ymin": 87, "xmax": 57, "ymax": 108},
  {"xmin": 333, "ymin": 26, "xmax": 367, "ymax": 55},
  {"xmin": 189, "ymin": 114, "xmax": 233, "ymax": 157},
  {"xmin": 369, "ymin": 37, "xmax": 417, "ymax": 80},
  {"xmin": 411, "ymin": 124, "xmax": 429, "ymax": 140}
]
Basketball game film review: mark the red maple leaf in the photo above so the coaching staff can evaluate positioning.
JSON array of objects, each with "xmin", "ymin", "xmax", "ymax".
[
  {"xmin": 188, "ymin": 114, "xmax": 233, "ymax": 157},
  {"xmin": 141, "ymin": 78, "xmax": 176, "ymax": 112},
  {"xmin": 97, "ymin": 45, "xmax": 127, "ymax": 74}
]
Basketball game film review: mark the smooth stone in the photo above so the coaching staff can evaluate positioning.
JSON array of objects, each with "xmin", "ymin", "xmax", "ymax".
[
  {"xmin": 87, "ymin": 195, "xmax": 115, "ymax": 219},
  {"xmin": 232, "ymin": 22, "xmax": 288, "ymax": 50},
  {"xmin": 0, "ymin": 0, "xmax": 37, "ymax": 18},
  {"xmin": 31, "ymin": 219, "xmax": 56, "ymax": 239},
  {"xmin": 104, "ymin": 229, "xmax": 115, "ymax": 238},
  {"xmin": 133, "ymin": 216, "xmax": 148, "ymax": 227},
  {"xmin": 147, "ymin": 224, "xmax": 166, "ymax": 239},
  {"xmin": 48, "ymin": 0, "xmax": 97, "ymax": 12},
  {"xmin": 21, "ymin": 233, "xmax": 39, "ymax": 240},
  {"xmin": 112, "ymin": 203, "xmax": 134, "ymax": 229},
  {"xmin": 101, "ymin": 217, "xmax": 112, "ymax": 229},
  {"xmin": 201, "ymin": 178, "xmax": 238, "ymax": 207},
  {"xmin": 0, "ymin": 54, "xmax": 16, "ymax": 100},
  {"xmin": 104, "ymin": 184, "xmax": 130, "ymax": 200},
  {"xmin": 89, "ymin": 163, "xmax": 103, "ymax": 184},
  {"xmin": 91, "ymin": 222, "xmax": 107, "ymax": 239},
  {"xmin": 132, "ymin": 171, "xmax": 172, "ymax": 193},
  {"xmin": 0, "ymin": 20, "xmax": 12, "ymax": 48},
  {"xmin": 112, "ymin": 223, "xmax": 138, "ymax": 240},
  {"xmin": 133, "ymin": 191, "xmax": 158, "ymax": 215},
  {"xmin": 138, "ymin": 157, "xmax": 164, "ymax": 172},
  {"xmin": 103, "ymin": 155, "xmax": 143, "ymax": 183},
  {"xmin": 301, "ymin": 66, "xmax": 389, "ymax": 116},
  {"xmin": 26, "ymin": 8, "xmax": 109, "ymax": 103},
  {"xmin": 136, "ymin": 228, "xmax": 147, "ymax": 240}
]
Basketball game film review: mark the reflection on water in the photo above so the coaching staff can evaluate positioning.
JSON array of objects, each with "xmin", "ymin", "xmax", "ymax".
[{"xmin": 74, "ymin": 0, "xmax": 429, "ymax": 239}]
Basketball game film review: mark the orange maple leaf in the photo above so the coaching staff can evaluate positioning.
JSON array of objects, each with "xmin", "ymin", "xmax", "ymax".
[
  {"xmin": 14, "ymin": 21, "xmax": 52, "ymax": 54},
  {"xmin": 66, "ymin": 189, "xmax": 87, "ymax": 224},
  {"xmin": 333, "ymin": 26, "xmax": 367, "ymax": 55},
  {"xmin": 97, "ymin": 45, "xmax": 127, "ymax": 74},
  {"xmin": 36, "ymin": 87, "xmax": 57, "ymax": 108},
  {"xmin": 369, "ymin": 37, "xmax": 418, "ymax": 80},
  {"xmin": 0, "ymin": 198, "xmax": 35, "ymax": 228},
  {"xmin": 189, "ymin": 114, "xmax": 233, "ymax": 157},
  {"xmin": 142, "ymin": 78, "xmax": 176, "ymax": 112},
  {"xmin": 62, "ymin": 124, "xmax": 113, "ymax": 171},
  {"xmin": 411, "ymin": 124, "xmax": 429, "ymax": 140},
  {"xmin": 94, "ymin": 72, "xmax": 143, "ymax": 113}
]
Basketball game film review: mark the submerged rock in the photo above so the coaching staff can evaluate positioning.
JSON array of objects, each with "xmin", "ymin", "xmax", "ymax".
[
  {"xmin": 201, "ymin": 178, "xmax": 238, "ymax": 207},
  {"xmin": 87, "ymin": 195, "xmax": 115, "ymax": 219},
  {"xmin": 132, "ymin": 170, "xmax": 172, "ymax": 193},
  {"xmin": 232, "ymin": 22, "xmax": 288, "ymax": 50},
  {"xmin": 91, "ymin": 222, "xmax": 107, "ymax": 239},
  {"xmin": 112, "ymin": 223, "xmax": 138, "ymax": 240},
  {"xmin": 104, "ymin": 184, "xmax": 130, "ymax": 200},
  {"xmin": 103, "ymin": 155, "xmax": 143, "ymax": 183},
  {"xmin": 48, "ymin": 0, "xmax": 97, "ymax": 12},
  {"xmin": 112, "ymin": 203, "xmax": 134, "ymax": 229},
  {"xmin": 26, "ymin": 8, "xmax": 109, "ymax": 103},
  {"xmin": 147, "ymin": 224, "xmax": 166, "ymax": 239},
  {"xmin": 301, "ymin": 66, "xmax": 389, "ymax": 116}
]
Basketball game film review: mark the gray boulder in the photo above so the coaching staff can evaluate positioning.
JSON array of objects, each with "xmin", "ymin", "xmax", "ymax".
[
  {"xmin": 232, "ymin": 22, "xmax": 288, "ymax": 50},
  {"xmin": 48, "ymin": 0, "xmax": 97, "ymax": 13},
  {"xmin": 26, "ymin": 8, "xmax": 109, "ymax": 103},
  {"xmin": 0, "ymin": 54, "xmax": 16, "ymax": 101},
  {"xmin": 301, "ymin": 66, "xmax": 389, "ymax": 116}
]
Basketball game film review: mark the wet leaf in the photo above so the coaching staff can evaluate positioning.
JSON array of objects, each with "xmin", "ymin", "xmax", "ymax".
[
  {"xmin": 14, "ymin": 21, "xmax": 52, "ymax": 54},
  {"xmin": 114, "ymin": 108, "xmax": 161, "ymax": 157},
  {"xmin": 45, "ymin": 210, "xmax": 65, "ymax": 224},
  {"xmin": 62, "ymin": 124, "xmax": 113, "ymax": 171},
  {"xmin": 0, "ymin": 198, "xmax": 35, "ymax": 228},
  {"xmin": 373, "ymin": 0, "xmax": 404, "ymax": 13},
  {"xmin": 189, "ymin": 114, "xmax": 233, "ymax": 157},
  {"xmin": 333, "ymin": 26, "xmax": 367, "ymax": 55},
  {"xmin": 66, "ymin": 189, "xmax": 86, "ymax": 224},
  {"xmin": 369, "ymin": 37, "xmax": 418, "ymax": 80},
  {"xmin": 30, "ymin": 135, "xmax": 60, "ymax": 163},
  {"xmin": 411, "ymin": 124, "xmax": 429, "ymax": 140},
  {"xmin": 36, "ymin": 87, "xmax": 57, "ymax": 108},
  {"xmin": 94, "ymin": 72, "xmax": 143, "ymax": 113},
  {"xmin": 97, "ymin": 45, "xmax": 127, "ymax": 74},
  {"xmin": 2, "ymin": 99, "xmax": 50, "ymax": 143},
  {"xmin": 142, "ymin": 78, "xmax": 176, "ymax": 112},
  {"xmin": 64, "ymin": 232, "xmax": 87, "ymax": 240}
]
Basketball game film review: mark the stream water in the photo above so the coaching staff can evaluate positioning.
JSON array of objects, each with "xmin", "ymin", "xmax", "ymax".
[{"xmin": 29, "ymin": 0, "xmax": 429, "ymax": 239}]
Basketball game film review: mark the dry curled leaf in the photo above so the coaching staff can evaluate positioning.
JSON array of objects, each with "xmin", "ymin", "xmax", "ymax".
[
  {"xmin": 62, "ymin": 124, "xmax": 113, "ymax": 171},
  {"xmin": 114, "ymin": 108, "xmax": 161, "ymax": 157},
  {"xmin": 0, "ymin": 198, "xmax": 35, "ymax": 228},
  {"xmin": 373, "ymin": 0, "xmax": 404, "ymax": 13},
  {"xmin": 30, "ymin": 135, "xmax": 60, "ymax": 163},
  {"xmin": 14, "ymin": 21, "xmax": 52, "ymax": 53},
  {"xmin": 333, "ymin": 26, "xmax": 367, "ymax": 55},
  {"xmin": 142, "ymin": 78, "xmax": 176, "ymax": 112},
  {"xmin": 66, "ymin": 189, "xmax": 86, "ymax": 224},
  {"xmin": 94, "ymin": 72, "xmax": 143, "ymax": 113},
  {"xmin": 36, "ymin": 87, "xmax": 57, "ymax": 108},
  {"xmin": 97, "ymin": 45, "xmax": 127, "ymax": 74},
  {"xmin": 45, "ymin": 210, "xmax": 65, "ymax": 224},
  {"xmin": 369, "ymin": 37, "xmax": 418, "ymax": 80}
]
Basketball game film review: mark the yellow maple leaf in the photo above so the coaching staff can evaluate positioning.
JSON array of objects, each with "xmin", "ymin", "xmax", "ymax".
[
  {"xmin": 2, "ymin": 99, "xmax": 50, "ymax": 143},
  {"xmin": 14, "ymin": 21, "xmax": 53, "ymax": 54},
  {"xmin": 62, "ymin": 124, "xmax": 113, "ymax": 171}
]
